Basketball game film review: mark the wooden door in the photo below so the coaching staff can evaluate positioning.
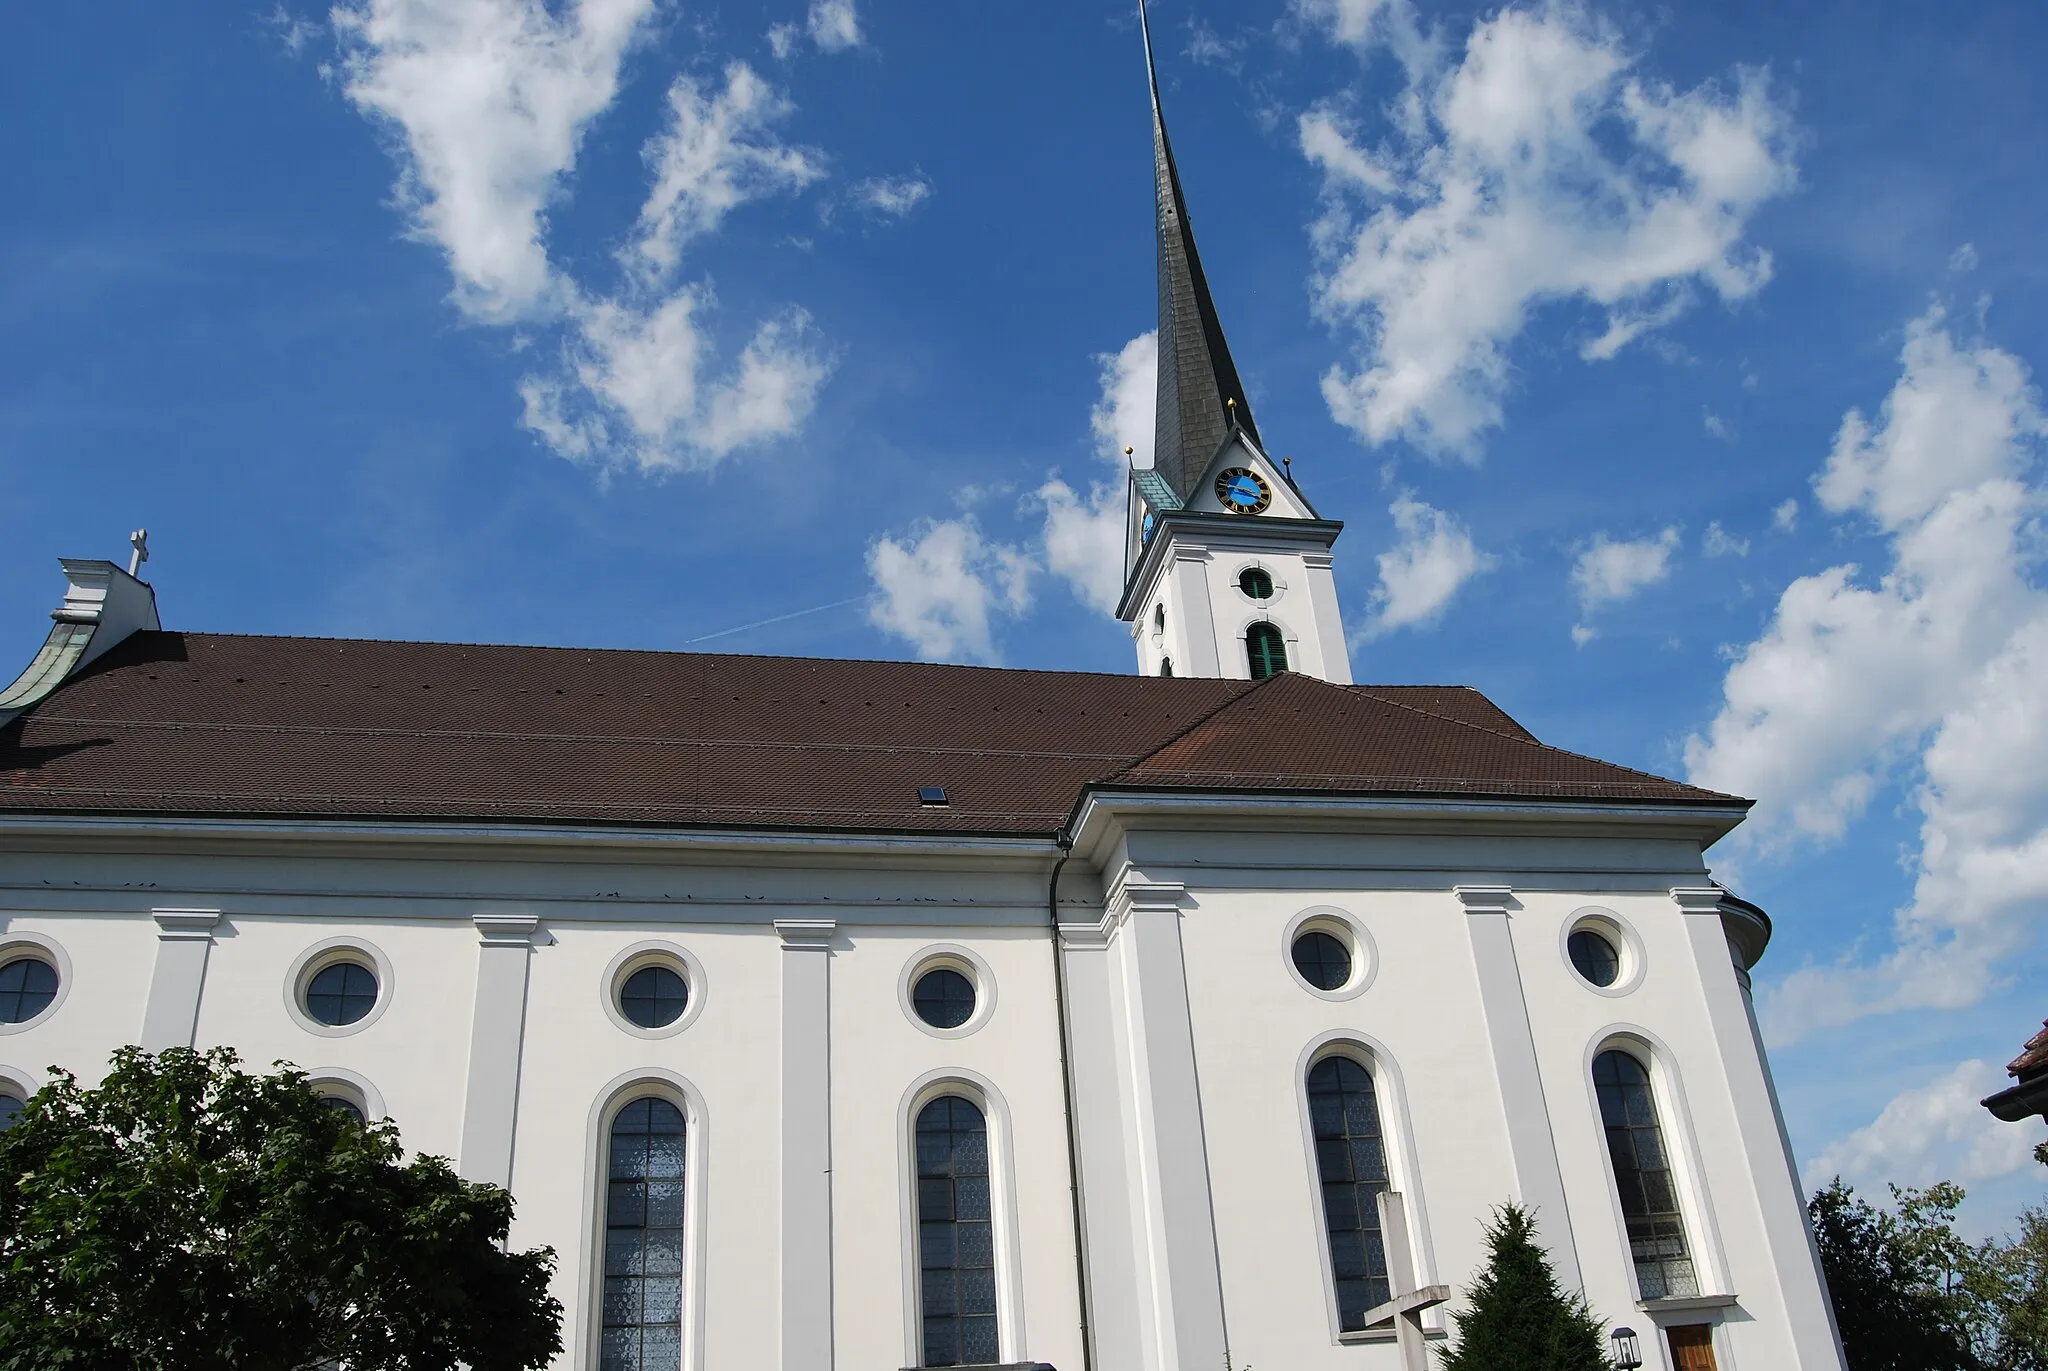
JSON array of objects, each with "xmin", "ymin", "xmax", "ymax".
[{"xmin": 1667, "ymin": 1323, "xmax": 1718, "ymax": 1371}]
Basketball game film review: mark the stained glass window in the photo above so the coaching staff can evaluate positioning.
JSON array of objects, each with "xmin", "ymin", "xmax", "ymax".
[
  {"xmin": 1247, "ymin": 623, "xmax": 1288, "ymax": 679},
  {"xmin": 913, "ymin": 969, "xmax": 977, "ymax": 1030},
  {"xmin": 1292, "ymin": 931, "xmax": 1352, "ymax": 992},
  {"xmin": 1307, "ymin": 1055, "xmax": 1391, "ymax": 1330},
  {"xmin": 1594, "ymin": 1050, "xmax": 1699, "ymax": 1299},
  {"xmin": 603, "ymin": 1097, "xmax": 687, "ymax": 1371},
  {"xmin": 1568, "ymin": 930, "xmax": 1621, "ymax": 987},
  {"xmin": 0, "ymin": 958, "xmax": 56, "ymax": 1024},
  {"xmin": 916, "ymin": 1095, "xmax": 998, "ymax": 1367}
]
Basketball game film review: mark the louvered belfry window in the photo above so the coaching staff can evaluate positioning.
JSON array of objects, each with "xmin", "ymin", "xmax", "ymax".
[
  {"xmin": 1594, "ymin": 1050, "xmax": 1699, "ymax": 1298},
  {"xmin": 602, "ymin": 1097, "xmax": 687, "ymax": 1371},
  {"xmin": 1307, "ymin": 1055, "xmax": 1392, "ymax": 1330},
  {"xmin": 1247, "ymin": 622, "xmax": 1288, "ymax": 678},
  {"xmin": 916, "ymin": 1095, "xmax": 999, "ymax": 1367}
]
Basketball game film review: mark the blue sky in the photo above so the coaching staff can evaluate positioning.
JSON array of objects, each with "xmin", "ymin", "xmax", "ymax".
[{"xmin": 4, "ymin": 0, "xmax": 2047, "ymax": 1232}]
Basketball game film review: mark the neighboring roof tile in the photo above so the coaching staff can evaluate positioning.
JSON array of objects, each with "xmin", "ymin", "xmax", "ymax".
[
  {"xmin": 2007, "ymin": 1021, "xmax": 2048, "ymax": 1083},
  {"xmin": 0, "ymin": 632, "xmax": 1743, "ymax": 836}
]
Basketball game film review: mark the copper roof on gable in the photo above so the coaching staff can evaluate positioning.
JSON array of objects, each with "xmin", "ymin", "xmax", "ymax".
[{"xmin": 0, "ymin": 632, "xmax": 1744, "ymax": 836}]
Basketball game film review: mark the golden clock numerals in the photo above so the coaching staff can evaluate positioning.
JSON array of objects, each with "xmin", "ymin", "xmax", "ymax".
[{"xmin": 1215, "ymin": 467, "xmax": 1271, "ymax": 514}]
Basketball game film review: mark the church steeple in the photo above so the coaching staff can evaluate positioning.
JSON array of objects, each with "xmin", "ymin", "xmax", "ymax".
[
  {"xmin": 1142, "ymin": 0, "xmax": 1261, "ymax": 505},
  {"xmin": 1118, "ymin": 7, "xmax": 1353, "ymax": 686}
]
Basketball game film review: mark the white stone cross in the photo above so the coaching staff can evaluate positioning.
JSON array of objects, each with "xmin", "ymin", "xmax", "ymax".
[
  {"xmin": 128, "ymin": 529, "xmax": 149, "ymax": 576},
  {"xmin": 1362, "ymin": 1190, "xmax": 1449, "ymax": 1371}
]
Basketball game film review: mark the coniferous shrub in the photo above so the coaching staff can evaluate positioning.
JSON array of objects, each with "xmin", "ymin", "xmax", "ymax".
[{"xmin": 1439, "ymin": 1203, "xmax": 1611, "ymax": 1371}]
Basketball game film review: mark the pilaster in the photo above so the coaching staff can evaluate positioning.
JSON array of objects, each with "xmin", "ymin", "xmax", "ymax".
[
  {"xmin": 1454, "ymin": 885, "xmax": 1582, "ymax": 1289},
  {"xmin": 1671, "ymin": 888, "xmax": 1848, "ymax": 1368},
  {"xmin": 458, "ymin": 913, "xmax": 541, "ymax": 1188},
  {"xmin": 776, "ymin": 918, "xmax": 836, "ymax": 1371},
  {"xmin": 1109, "ymin": 880, "xmax": 1227, "ymax": 1371},
  {"xmin": 138, "ymin": 908, "xmax": 221, "ymax": 1050}
]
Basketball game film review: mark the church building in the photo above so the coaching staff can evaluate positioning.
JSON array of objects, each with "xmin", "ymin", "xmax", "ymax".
[{"xmin": 0, "ymin": 16, "xmax": 1845, "ymax": 1371}]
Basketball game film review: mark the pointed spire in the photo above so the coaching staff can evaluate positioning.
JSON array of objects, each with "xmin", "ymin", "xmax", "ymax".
[{"xmin": 1141, "ymin": 0, "xmax": 1262, "ymax": 505}]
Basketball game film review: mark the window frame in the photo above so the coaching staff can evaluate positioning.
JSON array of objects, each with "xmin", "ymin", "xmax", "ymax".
[
  {"xmin": 0, "ymin": 933, "xmax": 70, "ymax": 1036},
  {"xmin": 580, "ymin": 1070, "xmax": 710, "ymax": 1371},
  {"xmin": 1293, "ymin": 1033, "xmax": 1439, "ymax": 1346},
  {"xmin": 601, "ymin": 942, "xmax": 707, "ymax": 1040},
  {"xmin": 284, "ymin": 938, "xmax": 393, "ymax": 1039},
  {"xmin": 1245, "ymin": 620, "xmax": 1289, "ymax": 679},
  {"xmin": 306, "ymin": 1068, "xmax": 386, "ymax": 1122},
  {"xmin": 1558, "ymin": 908, "xmax": 1647, "ymax": 998},
  {"xmin": 1581, "ymin": 1030, "xmax": 1730, "ymax": 1307},
  {"xmin": 0, "ymin": 1065, "xmax": 35, "ymax": 1131},
  {"xmin": 897, "ymin": 1069, "xmax": 1027, "ymax": 1368},
  {"xmin": 898, "ymin": 945, "xmax": 997, "ymax": 1041},
  {"xmin": 1282, "ymin": 907, "xmax": 1377, "ymax": 1002}
]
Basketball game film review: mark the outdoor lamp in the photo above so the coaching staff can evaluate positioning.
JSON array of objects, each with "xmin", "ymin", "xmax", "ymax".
[{"xmin": 1610, "ymin": 1326, "xmax": 1643, "ymax": 1370}]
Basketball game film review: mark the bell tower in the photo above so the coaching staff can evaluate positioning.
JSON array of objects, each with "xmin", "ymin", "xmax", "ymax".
[{"xmin": 1115, "ymin": 3, "xmax": 1352, "ymax": 684}]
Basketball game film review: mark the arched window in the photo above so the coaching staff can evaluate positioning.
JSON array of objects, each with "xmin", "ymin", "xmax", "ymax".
[
  {"xmin": 0, "ymin": 1093, "xmax": 23, "ymax": 1132},
  {"xmin": 1593, "ymin": 1050, "xmax": 1699, "ymax": 1298},
  {"xmin": 602, "ymin": 1097, "xmax": 688, "ymax": 1371},
  {"xmin": 915, "ymin": 1095, "xmax": 998, "ymax": 1367},
  {"xmin": 1158, "ymin": 658, "xmax": 1174, "ymax": 677},
  {"xmin": 1246, "ymin": 622, "xmax": 1288, "ymax": 678},
  {"xmin": 1307, "ymin": 1055, "xmax": 1391, "ymax": 1331}
]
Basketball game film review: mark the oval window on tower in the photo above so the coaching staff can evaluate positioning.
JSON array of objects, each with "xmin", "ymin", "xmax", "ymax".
[
  {"xmin": 1238, "ymin": 567, "xmax": 1274, "ymax": 600},
  {"xmin": 304, "ymin": 961, "xmax": 379, "ymax": 1027},
  {"xmin": 913, "ymin": 967, "xmax": 977, "ymax": 1030}
]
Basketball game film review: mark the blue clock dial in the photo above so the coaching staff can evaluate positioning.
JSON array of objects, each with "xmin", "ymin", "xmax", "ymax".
[{"xmin": 1214, "ymin": 467, "xmax": 1272, "ymax": 515}]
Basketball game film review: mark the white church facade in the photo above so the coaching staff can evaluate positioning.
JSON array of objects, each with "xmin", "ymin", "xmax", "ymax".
[{"xmin": 0, "ymin": 16, "xmax": 1845, "ymax": 1371}]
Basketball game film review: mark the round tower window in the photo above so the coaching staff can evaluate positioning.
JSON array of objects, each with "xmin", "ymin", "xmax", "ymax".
[
  {"xmin": 1568, "ymin": 929, "xmax": 1621, "ymax": 987},
  {"xmin": 619, "ymin": 964, "xmax": 690, "ymax": 1029},
  {"xmin": 1291, "ymin": 930, "xmax": 1352, "ymax": 992},
  {"xmin": 1238, "ymin": 567, "xmax": 1274, "ymax": 600},
  {"xmin": 0, "ymin": 957, "xmax": 58, "ymax": 1025},
  {"xmin": 304, "ymin": 961, "xmax": 379, "ymax": 1027},
  {"xmin": 912, "ymin": 967, "xmax": 977, "ymax": 1029}
]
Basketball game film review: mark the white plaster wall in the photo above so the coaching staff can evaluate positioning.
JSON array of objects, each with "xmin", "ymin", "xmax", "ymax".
[
  {"xmin": 513, "ymin": 917, "xmax": 782, "ymax": 1371},
  {"xmin": 830, "ymin": 920, "xmax": 1085, "ymax": 1371},
  {"xmin": 1175, "ymin": 883, "xmax": 1510, "ymax": 1368},
  {"xmin": 0, "ymin": 910, "xmax": 157, "ymax": 1092},
  {"xmin": 191, "ymin": 914, "xmax": 475, "ymax": 1158}
]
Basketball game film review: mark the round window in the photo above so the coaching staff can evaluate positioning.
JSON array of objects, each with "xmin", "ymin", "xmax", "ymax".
[
  {"xmin": 0, "ymin": 1094, "xmax": 23, "ymax": 1131},
  {"xmin": 321, "ymin": 1095, "xmax": 366, "ymax": 1125},
  {"xmin": 620, "ymin": 964, "xmax": 689, "ymax": 1029},
  {"xmin": 0, "ymin": 957, "xmax": 58, "ymax": 1025},
  {"xmin": 1291, "ymin": 930, "xmax": 1352, "ymax": 992},
  {"xmin": 1239, "ymin": 567, "xmax": 1274, "ymax": 599},
  {"xmin": 1568, "ymin": 929, "xmax": 1621, "ymax": 987},
  {"xmin": 912, "ymin": 967, "xmax": 977, "ymax": 1029},
  {"xmin": 304, "ymin": 961, "xmax": 379, "ymax": 1027}
]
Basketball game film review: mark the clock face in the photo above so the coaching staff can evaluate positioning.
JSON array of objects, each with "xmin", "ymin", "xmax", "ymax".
[{"xmin": 1215, "ymin": 467, "xmax": 1272, "ymax": 515}]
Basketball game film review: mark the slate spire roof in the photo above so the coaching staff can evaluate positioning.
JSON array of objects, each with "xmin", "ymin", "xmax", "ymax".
[
  {"xmin": 0, "ymin": 631, "xmax": 1746, "ymax": 837},
  {"xmin": 1142, "ymin": 0, "xmax": 1262, "ymax": 505}
]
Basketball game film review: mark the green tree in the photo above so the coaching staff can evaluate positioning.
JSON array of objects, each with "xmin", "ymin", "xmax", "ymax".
[
  {"xmin": 1969, "ymin": 1202, "xmax": 2048, "ymax": 1371},
  {"xmin": 1810, "ymin": 1177, "xmax": 1978, "ymax": 1370},
  {"xmin": 0, "ymin": 1046, "xmax": 562, "ymax": 1371},
  {"xmin": 1438, "ymin": 1203, "xmax": 1611, "ymax": 1371}
]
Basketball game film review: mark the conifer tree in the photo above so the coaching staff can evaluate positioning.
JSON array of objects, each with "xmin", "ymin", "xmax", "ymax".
[{"xmin": 1440, "ymin": 1203, "xmax": 1612, "ymax": 1371}]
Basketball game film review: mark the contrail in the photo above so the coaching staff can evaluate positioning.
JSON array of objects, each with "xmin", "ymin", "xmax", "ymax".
[{"xmin": 682, "ymin": 594, "xmax": 875, "ymax": 646}]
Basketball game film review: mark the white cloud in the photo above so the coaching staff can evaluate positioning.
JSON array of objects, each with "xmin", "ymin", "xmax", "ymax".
[
  {"xmin": 1571, "ymin": 622, "xmax": 1598, "ymax": 646},
  {"xmin": 1573, "ymin": 526, "xmax": 1680, "ymax": 610},
  {"xmin": 1704, "ymin": 410, "xmax": 1729, "ymax": 439},
  {"xmin": 1039, "ymin": 331, "xmax": 1160, "ymax": 616},
  {"xmin": 1772, "ymin": 496, "xmax": 1799, "ymax": 532},
  {"xmin": 1703, "ymin": 520, "xmax": 1749, "ymax": 558},
  {"xmin": 1802, "ymin": 1060, "xmax": 2047, "ymax": 1193},
  {"xmin": 1685, "ymin": 306, "xmax": 2048, "ymax": 1042},
  {"xmin": 1298, "ymin": 1, "xmax": 1797, "ymax": 456},
  {"xmin": 630, "ymin": 63, "xmax": 824, "ymax": 282},
  {"xmin": 848, "ymin": 174, "xmax": 933, "ymax": 219},
  {"xmin": 866, "ymin": 518, "xmax": 1031, "ymax": 663},
  {"xmin": 1950, "ymin": 242, "xmax": 1980, "ymax": 274},
  {"xmin": 1360, "ymin": 495, "xmax": 1495, "ymax": 637},
  {"xmin": 807, "ymin": 0, "xmax": 861, "ymax": 53},
  {"xmin": 333, "ymin": 2, "xmax": 831, "ymax": 472},
  {"xmin": 267, "ymin": 4, "xmax": 321, "ymax": 55},
  {"xmin": 766, "ymin": 22, "xmax": 799, "ymax": 60},
  {"xmin": 334, "ymin": 0, "xmax": 657, "ymax": 323}
]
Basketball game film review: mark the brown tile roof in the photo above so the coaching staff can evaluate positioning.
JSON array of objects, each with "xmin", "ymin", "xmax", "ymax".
[
  {"xmin": 2008, "ymin": 1022, "xmax": 2048, "ymax": 1084},
  {"xmin": 0, "ymin": 632, "xmax": 1744, "ymax": 837}
]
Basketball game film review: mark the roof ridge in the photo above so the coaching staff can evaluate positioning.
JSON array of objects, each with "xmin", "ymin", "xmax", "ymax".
[
  {"xmin": 1096, "ymin": 672, "xmax": 1275, "ymax": 788},
  {"xmin": 1349, "ymin": 685, "xmax": 1740, "ymax": 802}
]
